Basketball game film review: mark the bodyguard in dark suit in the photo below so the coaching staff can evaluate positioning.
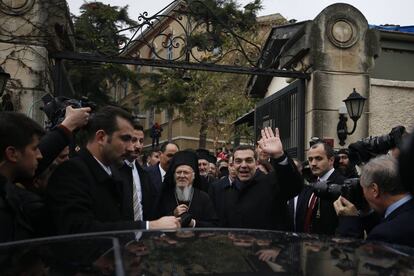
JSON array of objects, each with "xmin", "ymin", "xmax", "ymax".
[
  {"xmin": 47, "ymin": 106, "xmax": 180, "ymax": 235},
  {"xmin": 292, "ymin": 142, "xmax": 346, "ymax": 235},
  {"xmin": 335, "ymin": 154, "xmax": 414, "ymax": 248},
  {"xmin": 220, "ymin": 127, "xmax": 303, "ymax": 230},
  {"xmin": 145, "ymin": 142, "xmax": 179, "ymax": 195},
  {"xmin": 119, "ymin": 123, "xmax": 158, "ymax": 221}
]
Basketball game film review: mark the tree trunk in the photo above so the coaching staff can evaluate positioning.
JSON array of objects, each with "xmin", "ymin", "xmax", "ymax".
[
  {"xmin": 198, "ymin": 119, "xmax": 208, "ymax": 149},
  {"xmin": 167, "ymin": 107, "xmax": 173, "ymax": 142}
]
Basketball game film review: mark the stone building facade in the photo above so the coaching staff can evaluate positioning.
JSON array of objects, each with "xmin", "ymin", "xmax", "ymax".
[
  {"xmin": 244, "ymin": 3, "xmax": 414, "ymax": 158},
  {"xmin": 113, "ymin": 2, "xmax": 285, "ymax": 151},
  {"xmin": 0, "ymin": 0, "xmax": 75, "ymax": 123}
]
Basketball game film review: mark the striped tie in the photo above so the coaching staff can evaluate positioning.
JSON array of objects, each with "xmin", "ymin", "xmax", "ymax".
[{"xmin": 131, "ymin": 164, "xmax": 143, "ymax": 221}]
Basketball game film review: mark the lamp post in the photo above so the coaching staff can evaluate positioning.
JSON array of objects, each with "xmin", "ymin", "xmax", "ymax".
[
  {"xmin": 337, "ymin": 88, "xmax": 367, "ymax": 146},
  {"xmin": 0, "ymin": 66, "xmax": 11, "ymax": 97}
]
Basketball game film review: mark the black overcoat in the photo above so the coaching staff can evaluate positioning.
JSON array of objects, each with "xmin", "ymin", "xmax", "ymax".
[
  {"xmin": 221, "ymin": 157, "xmax": 303, "ymax": 231},
  {"xmin": 208, "ymin": 176, "xmax": 232, "ymax": 226},
  {"xmin": 47, "ymin": 148, "xmax": 146, "ymax": 235}
]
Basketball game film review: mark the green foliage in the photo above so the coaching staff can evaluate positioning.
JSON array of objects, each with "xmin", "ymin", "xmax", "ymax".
[
  {"xmin": 141, "ymin": 0, "xmax": 262, "ymax": 146},
  {"xmin": 187, "ymin": 0, "xmax": 262, "ymax": 52},
  {"xmin": 75, "ymin": 2, "xmax": 137, "ymax": 55},
  {"xmin": 140, "ymin": 69, "xmax": 189, "ymax": 112},
  {"xmin": 67, "ymin": 2, "xmax": 139, "ymax": 106},
  {"xmin": 180, "ymin": 71, "xmax": 256, "ymax": 142}
]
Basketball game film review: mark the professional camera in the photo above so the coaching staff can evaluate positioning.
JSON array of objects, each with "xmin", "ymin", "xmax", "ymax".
[
  {"xmin": 348, "ymin": 126, "xmax": 406, "ymax": 165},
  {"xmin": 40, "ymin": 94, "xmax": 96, "ymax": 129},
  {"xmin": 310, "ymin": 178, "xmax": 368, "ymax": 210}
]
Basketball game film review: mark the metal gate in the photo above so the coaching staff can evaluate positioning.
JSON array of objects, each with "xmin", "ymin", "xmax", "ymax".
[{"xmin": 255, "ymin": 80, "xmax": 305, "ymax": 160}]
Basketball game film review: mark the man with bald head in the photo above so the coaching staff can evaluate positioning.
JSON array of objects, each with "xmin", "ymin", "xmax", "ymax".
[{"xmin": 145, "ymin": 142, "xmax": 179, "ymax": 195}]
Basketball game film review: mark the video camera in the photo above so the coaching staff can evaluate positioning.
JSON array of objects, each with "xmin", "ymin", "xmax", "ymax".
[
  {"xmin": 310, "ymin": 178, "xmax": 368, "ymax": 210},
  {"xmin": 348, "ymin": 126, "xmax": 406, "ymax": 165},
  {"xmin": 40, "ymin": 94, "xmax": 96, "ymax": 130}
]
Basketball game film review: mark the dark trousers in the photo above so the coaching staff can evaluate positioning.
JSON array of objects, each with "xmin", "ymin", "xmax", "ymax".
[{"xmin": 152, "ymin": 137, "xmax": 159, "ymax": 148}]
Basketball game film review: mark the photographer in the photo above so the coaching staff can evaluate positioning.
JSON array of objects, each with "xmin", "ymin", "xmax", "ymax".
[
  {"xmin": 334, "ymin": 153, "xmax": 414, "ymax": 248},
  {"xmin": 35, "ymin": 105, "xmax": 90, "ymax": 177},
  {"xmin": 12, "ymin": 105, "xmax": 91, "ymax": 239}
]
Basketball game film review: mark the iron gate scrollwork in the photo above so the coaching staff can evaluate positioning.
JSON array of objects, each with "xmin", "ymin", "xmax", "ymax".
[
  {"xmin": 51, "ymin": 0, "xmax": 309, "ymax": 78},
  {"xmin": 255, "ymin": 80, "xmax": 305, "ymax": 160}
]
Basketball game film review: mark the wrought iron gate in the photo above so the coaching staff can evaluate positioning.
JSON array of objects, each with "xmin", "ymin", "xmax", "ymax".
[{"xmin": 255, "ymin": 80, "xmax": 305, "ymax": 160}]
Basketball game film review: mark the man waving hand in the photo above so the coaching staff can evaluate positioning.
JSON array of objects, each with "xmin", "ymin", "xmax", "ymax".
[{"xmin": 220, "ymin": 127, "xmax": 303, "ymax": 230}]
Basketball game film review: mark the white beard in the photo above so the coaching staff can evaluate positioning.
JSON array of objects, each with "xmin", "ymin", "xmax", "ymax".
[{"xmin": 175, "ymin": 185, "xmax": 193, "ymax": 202}]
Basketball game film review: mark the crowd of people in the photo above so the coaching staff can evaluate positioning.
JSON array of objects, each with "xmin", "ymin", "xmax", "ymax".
[{"xmin": 0, "ymin": 105, "xmax": 413, "ymax": 250}]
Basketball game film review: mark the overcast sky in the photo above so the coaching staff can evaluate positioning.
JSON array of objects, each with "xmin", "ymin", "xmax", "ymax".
[{"xmin": 67, "ymin": 0, "xmax": 413, "ymax": 26}]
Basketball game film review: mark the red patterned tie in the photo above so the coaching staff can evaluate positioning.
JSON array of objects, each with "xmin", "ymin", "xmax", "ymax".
[{"xmin": 304, "ymin": 193, "xmax": 318, "ymax": 233}]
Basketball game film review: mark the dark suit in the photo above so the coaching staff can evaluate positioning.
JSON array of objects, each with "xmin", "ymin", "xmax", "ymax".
[
  {"xmin": 292, "ymin": 169, "xmax": 346, "ymax": 235},
  {"xmin": 118, "ymin": 161, "xmax": 158, "ymax": 221},
  {"xmin": 338, "ymin": 197, "xmax": 414, "ymax": 248},
  {"xmin": 221, "ymin": 157, "xmax": 303, "ymax": 230},
  {"xmin": 144, "ymin": 164, "xmax": 163, "ymax": 195},
  {"xmin": 47, "ymin": 148, "xmax": 146, "ymax": 235},
  {"xmin": 199, "ymin": 175, "xmax": 217, "ymax": 193},
  {"xmin": 0, "ymin": 175, "xmax": 34, "ymax": 242},
  {"xmin": 208, "ymin": 176, "xmax": 232, "ymax": 226},
  {"xmin": 368, "ymin": 198, "xmax": 414, "ymax": 247}
]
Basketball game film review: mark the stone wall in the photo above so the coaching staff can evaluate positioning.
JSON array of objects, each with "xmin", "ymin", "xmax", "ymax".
[
  {"xmin": 0, "ymin": 0, "xmax": 74, "ymax": 122},
  {"xmin": 369, "ymin": 79, "xmax": 414, "ymax": 135},
  {"xmin": 303, "ymin": 4, "xmax": 378, "ymax": 149}
]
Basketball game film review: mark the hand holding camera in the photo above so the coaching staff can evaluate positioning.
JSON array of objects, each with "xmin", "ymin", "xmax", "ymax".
[
  {"xmin": 333, "ymin": 196, "xmax": 358, "ymax": 217},
  {"xmin": 61, "ymin": 105, "xmax": 91, "ymax": 132}
]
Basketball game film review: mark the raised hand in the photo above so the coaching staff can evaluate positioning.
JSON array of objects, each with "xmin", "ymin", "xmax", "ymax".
[
  {"xmin": 258, "ymin": 127, "xmax": 284, "ymax": 159},
  {"xmin": 61, "ymin": 105, "xmax": 91, "ymax": 132}
]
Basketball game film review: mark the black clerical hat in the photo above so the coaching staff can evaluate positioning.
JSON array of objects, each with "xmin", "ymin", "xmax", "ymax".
[
  {"xmin": 163, "ymin": 150, "xmax": 202, "ymax": 190},
  {"xmin": 171, "ymin": 150, "xmax": 199, "ymax": 174}
]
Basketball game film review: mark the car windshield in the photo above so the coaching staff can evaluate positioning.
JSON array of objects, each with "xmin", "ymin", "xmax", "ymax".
[{"xmin": 0, "ymin": 229, "xmax": 413, "ymax": 275}]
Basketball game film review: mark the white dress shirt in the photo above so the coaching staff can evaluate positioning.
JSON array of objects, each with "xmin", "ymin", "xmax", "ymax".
[{"xmin": 159, "ymin": 163, "xmax": 166, "ymax": 182}]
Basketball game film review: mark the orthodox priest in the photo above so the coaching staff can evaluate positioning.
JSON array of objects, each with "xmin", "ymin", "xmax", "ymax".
[{"xmin": 156, "ymin": 150, "xmax": 218, "ymax": 228}]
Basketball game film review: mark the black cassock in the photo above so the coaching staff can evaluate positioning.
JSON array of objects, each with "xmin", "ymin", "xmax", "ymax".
[{"xmin": 156, "ymin": 188, "xmax": 219, "ymax": 228}]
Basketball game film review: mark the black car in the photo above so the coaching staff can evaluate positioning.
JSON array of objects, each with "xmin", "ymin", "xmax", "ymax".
[{"xmin": 0, "ymin": 229, "xmax": 413, "ymax": 275}]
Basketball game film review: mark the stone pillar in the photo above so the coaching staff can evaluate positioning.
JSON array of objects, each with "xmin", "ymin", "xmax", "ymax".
[{"xmin": 304, "ymin": 3, "xmax": 380, "ymax": 148}]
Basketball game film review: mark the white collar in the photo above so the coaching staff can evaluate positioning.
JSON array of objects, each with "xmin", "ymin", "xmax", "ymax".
[
  {"xmin": 124, "ymin": 159, "xmax": 135, "ymax": 168},
  {"xmin": 93, "ymin": 156, "xmax": 112, "ymax": 176},
  {"xmin": 319, "ymin": 168, "xmax": 335, "ymax": 182},
  {"xmin": 159, "ymin": 163, "xmax": 166, "ymax": 177}
]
